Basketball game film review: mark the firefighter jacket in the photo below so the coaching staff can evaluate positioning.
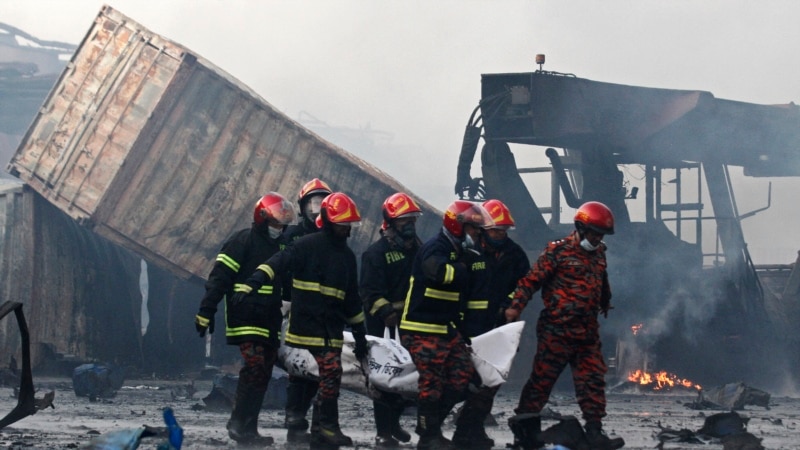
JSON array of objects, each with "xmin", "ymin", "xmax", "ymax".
[
  {"xmin": 359, "ymin": 232, "xmax": 419, "ymax": 322},
  {"xmin": 459, "ymin": 249, "xmax": 490, "ymax": 338},
  {"xmin": 280, "ymin": 219, "xmax": 319, "ymax": 301},
  {"xmin": 198, "ymin": 226, "xmax": 286, "ymax": 346},
  {"xmin": 509, "ymin": 231, "xmax": 611, "ymax": 326},
  {"xmin": 255, "ymin": 230, "xmax": 365, "ymax": 350},
  {"xmin": 400, "ymin": 229, "xmax": 470, "ymax": 337}
]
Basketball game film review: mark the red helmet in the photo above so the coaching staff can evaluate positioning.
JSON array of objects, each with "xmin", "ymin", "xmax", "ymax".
[
  {"xmin": 317, "ymin": 192, "xmax": 362, "ymax": 227},
  {"xmin": 253, "ymin": 192, "xmax": 295, "ymax": 228},
  {"xmin": 298, "ymin": 178, "xmax": 333, "ymax": 203},
  {"xmin": 574, "ymin": 201, "xmax": 615, "ymax": 235},
  {"xmin": 482, "ymin": 199, "xmax": 515, "ymax": 230},
  {"xmin": 382, "ymin": 192, "xmax": 422, "ymax": 229},
  {"xmin": 443, "ymin": 200, "xmax": 494, "ymax": 238}
]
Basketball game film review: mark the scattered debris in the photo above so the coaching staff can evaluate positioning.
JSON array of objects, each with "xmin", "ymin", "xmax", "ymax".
[
  {"xmin": 81, "ymin": 407, "xmax": 183, "ymax": 449},
  {"xmin": 200, "ymin": 371, "xmax": 288, "ymax": 412},
  {"xmin": 687, "ymin": 382, "xmax": 771, "ymax": 410},
  {"xmin": 72, "ymin": 363, "xmax": 125, "ymax": 401},
  {"xmin": 656, "ymin": 411, "xmax": 764, "ymax": 450}
]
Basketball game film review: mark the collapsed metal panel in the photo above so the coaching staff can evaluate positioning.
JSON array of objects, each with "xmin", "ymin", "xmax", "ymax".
[
  {"xmin": 7, "ymin": 6, "xmax": 441, "ymax": 281},
  {"xmin": 0, "ymin": 180, "xmax": 207, "ymax": 372}
]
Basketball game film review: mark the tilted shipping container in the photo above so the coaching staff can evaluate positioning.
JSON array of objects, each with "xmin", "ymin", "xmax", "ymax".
[{"xmin": 7, "ymin": 5, "xmax": 441, "ymax": 281}]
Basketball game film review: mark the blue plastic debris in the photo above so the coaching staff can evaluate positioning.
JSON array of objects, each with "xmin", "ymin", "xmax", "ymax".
[{"xmin": 161, "ymin": 407, "xmax": 183, "ymax": 450}]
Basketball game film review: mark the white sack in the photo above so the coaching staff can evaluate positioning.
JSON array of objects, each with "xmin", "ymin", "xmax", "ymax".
[{"xmin": 277, "ymin": 321, "xmax": 526, "ymax": 396}]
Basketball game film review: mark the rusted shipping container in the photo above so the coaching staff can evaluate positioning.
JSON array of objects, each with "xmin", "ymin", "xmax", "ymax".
[
  {"xmin": 0, "ymin": 178, "xmax": 213, "ymax": 372},
  {"xmin": 7, "ymin": 5, "xmax": 441, "ymax": 281}
]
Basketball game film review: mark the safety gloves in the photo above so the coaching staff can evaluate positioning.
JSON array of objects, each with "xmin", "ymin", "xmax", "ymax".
[
  {"xmin": 352, "ymin": 323, "xmax": 369, "ymax": 361},
  {"xmin": 195, "ymin": 308, "xmax": 215, "ymax": 337}
]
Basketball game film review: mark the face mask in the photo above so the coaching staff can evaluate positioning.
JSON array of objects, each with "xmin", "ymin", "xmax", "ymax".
[
  {"xmin": 580, "ymin": 238, "xmax": 600, "ymax": 252},
  {"xmin": 304, "ymin": 196, "xmax": 323, "ymax": 219},
  {"xmin": 268, "ymin": 226, "xmax": 282, "ymax": 240},
  {"xmin": 462, "ymin": 234, "xmax": 476, "ymax": 251},
  {"xmin": 486, "ymin": 236, "xmax": 507, "ymax": 249},
  {"xmin": 398, "ymin": 222, "xmax": 416, "ymax": 239}
]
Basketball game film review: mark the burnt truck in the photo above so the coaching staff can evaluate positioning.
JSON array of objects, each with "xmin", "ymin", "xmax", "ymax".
[{"xmin": 455, "ymin": 65, "xmax": 800, "ymax": 389}]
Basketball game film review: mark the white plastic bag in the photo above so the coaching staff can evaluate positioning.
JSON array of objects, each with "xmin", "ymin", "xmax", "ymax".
[{"xmin": 469, "ymin": 321, "xmax": 526, "ymax": 387}]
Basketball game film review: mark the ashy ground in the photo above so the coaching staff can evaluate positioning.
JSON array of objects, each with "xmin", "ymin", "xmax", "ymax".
[{"xmin": 0, "ymin": 377, "xmax": 797, "ymax": 449}]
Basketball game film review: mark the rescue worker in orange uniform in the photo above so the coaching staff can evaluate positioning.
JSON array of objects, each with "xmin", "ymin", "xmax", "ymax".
[
  {"xmin": 360, "ymin": 192, "xmax": 422, "ymax": 448},
  {"xmin": 505, "ymin": 201, "xmax": 625, "ymax": 450},
  {"xmin": 452, "ymin": 199, "xmax": 530, "ymax": 449},
  {"xmin": 237, "ymin": 192, "xmax": 369, "ymax": 448},
  {"xmin": 281, "ymin": 177, "xmax": 333, "ymax": 442},
  {"xmin": 400, "ymin": 200, "xmax": 494, "ymax": 450},
  {"xmin": 194, "ymin": 192, "xmax": 295, "ymax": 445}
]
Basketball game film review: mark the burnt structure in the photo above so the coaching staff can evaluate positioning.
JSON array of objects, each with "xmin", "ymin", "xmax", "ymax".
[{"xmin": 455, "ymin": 68, "xmax": 800, "ymax": 389}]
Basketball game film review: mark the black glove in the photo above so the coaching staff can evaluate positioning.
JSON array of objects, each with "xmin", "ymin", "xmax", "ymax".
[
  {"xmin": 375, "ymin": 303, "xmax": 398, "ymax": 328},
  {"xmin": 195, "ymin": 308, "xmax": 215, "ymax": 337},
  {"xmin": 229, "ymin": 277, "xmax": 265, "ymax": 306},
  {"xmin": 353, "ymin": 328, "xmax": 369, "ymax": 361}
]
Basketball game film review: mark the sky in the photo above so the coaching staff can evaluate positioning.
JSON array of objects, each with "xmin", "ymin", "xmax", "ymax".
[{"xmin": 5, "ymin": 0, "xmax": 800, "ymax": 263}]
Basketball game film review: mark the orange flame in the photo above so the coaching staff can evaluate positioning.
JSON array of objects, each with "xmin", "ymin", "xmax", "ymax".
[
  {"xmin": 627, "ymin": 369, "xmax": 701, "ymax": 390},
  {"xmin": 631, "ymin": 323, "xmax": 643, "ymax": 335}
]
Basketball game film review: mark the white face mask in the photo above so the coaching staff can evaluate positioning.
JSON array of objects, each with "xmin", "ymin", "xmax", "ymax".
[
  {"xmin": 268, "ymin": 226, "xmax": 283, "ymax": 240},
  {"xmin": 580, "ymin": 238, "xmax": 600, "ymax": 252},
  {"xmin": 304, "ymin": 196, "xmax": 323, "ymax": 218}
]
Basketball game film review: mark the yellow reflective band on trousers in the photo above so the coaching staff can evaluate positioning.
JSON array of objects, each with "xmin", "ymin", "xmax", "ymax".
[
  {"xmin": 424, "ymin": 287, "xmax": 460, "ymax": 301},
  {"xmin": 293, "ymin": 279, "xmax": 345, "ymax": 300},
  {"xmin": 256, "ymin": 264, "xmax": 275, "ymax": 280},
  {"xmin": 216, "ymin": 254, "xmax": 240, "ymax": 272},
  {"xmin": 226, "ymin": 325, "xmax": 271, "ymax": 339},
  {"xmin": 467, "ymin": 300, "xmax": 489, "ymax": 309},
  {"xmin": 233, "ymin": 283, "xmax": 274, "ymax": 295},
  {"xmin": 285, "ymin": 331, "xmax": 343, "ymax": 348}
]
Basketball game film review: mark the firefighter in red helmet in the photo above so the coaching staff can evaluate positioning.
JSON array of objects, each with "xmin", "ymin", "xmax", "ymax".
[
  {"xmin": 194, "ymin": 192, "xmax": 295, "ymax": 445},
  {"xmin": 400, "ymin": 200, "xmax": 493, "ymax": 449},
  {"xmin": 236, "ymin": 192, "xmax": 368, "ymax": 448},
  {"xmin": 452, "ymin": 199, "xmax": 530, "ymax": 450},
  {"xmin": 505, "ymin": 201, "xmax": 624, "ymax": 450},
  {"xmin": 360, "ymin": 192, "xmax": 423, "ymax": 447},
  {"xmin": 281, "ymin": 177, "xmax": 333, "ymax": 442}
]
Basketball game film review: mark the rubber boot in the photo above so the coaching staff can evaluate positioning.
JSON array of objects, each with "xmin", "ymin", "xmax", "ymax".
[
  {"xmin": 374, "ymin": 400, "xmax": 400, "ymax": 448},
  {"xmin": 452, "ymin": 389, "xmax": 494, "ymax": 449},
  {"xmin": 584, "ymin": 420, "xmax": 625, "ymax": 450},
  {"xmin": 416, "ymin": 400, "xmax": 455, "ymax": 450},
  {"xmin": 227, "ymin": 383, "xmax": 274, "ymax": 446},
  {"xmin": 285, "ymin": 378, "xmax": 316, "ymax": 443},
  {"xmin": 390, "ymin": 403, "xmax": 412, "ymax": 443},
  {"xmin": 311, "ymin": 398, "xmax": 353, "ymax": 447},
  {"xmin": 508, "ymin": 413, "xmax": 543, "ymax": 450}
]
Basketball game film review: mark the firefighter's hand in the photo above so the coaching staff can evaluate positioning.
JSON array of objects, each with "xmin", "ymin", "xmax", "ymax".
[
  {"xmin": 505, "ymin": 308, "xmax": 521, "ymax": 323},
  {"xmin": 229, "ymin": 291, "xmax": 249, "ymax": 306},
  {"xmin": 383, "ymin": 312, "xmax": 399, "ymax": 328},
  {"xmin": 195, "ymin": 308, "xmax": 215, "ymax": 337},
  {"xmin": 353, "ymin": 331, "xmax": 369, "ymax": 361}
]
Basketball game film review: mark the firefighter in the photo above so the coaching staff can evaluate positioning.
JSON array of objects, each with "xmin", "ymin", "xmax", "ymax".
[
  {"xmin": 282, "ymin": 177, "xmax": 333, "ymax": 442},
  {"xmin": 360, "ymin": 192, "xmax": 423, "ymax": 448},
  {"xmin": 237, "ymin": 192, "xmax": 369, "ymax": 448},
  {"xmin": 400, "ymin": 200, "xmax": 494, "ymax": 450},
  {"xmin": 451, "ymin": 199, "xmax": 531, "ymax": 450},
  {"xmin": 505, "ymin": 201, "xmax": 625, "ymax": 450},
  {"xmin": 194, "ymin": 192, "xmax": 295, "ymax": 445}
]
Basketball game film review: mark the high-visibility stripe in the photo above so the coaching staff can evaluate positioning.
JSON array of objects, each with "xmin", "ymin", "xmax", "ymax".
[
  {"xmin": 443, "ymin": 264, "xmax": 455, "ymax": 284},
  {"xmin": 195, "ymin": 315, "xmax": 210, "ymax": 327},
  {"xmin": 424, "ymin": 287, "xmax": 460, "ymax": 301},
  {"xmin": 467, "ymin": 300, "xmax": 489, "ymax": 310},
  {"xmin": 232, "ymin": 284, "xmax": 274, "ymax": 295},
  {"xmin": 226, "ymin": 325, "xmax": 271, "ymax": 339},
  {"xmin": 293, "ymin": 279, "xmax": 346, "ymax": 300},
  {"xmin": 370, "ymin": 298, "xmax": 391, "ymax": 315},
  {"xmin": 257, "ymin": 264, "xmax": 275, "ymax": 280},
  {"xmin": 399, "ymin": 320, "xmax": 448, "ymax": 334},
  {"xmin": 285, "ymin": 331, "xmax": 343, "ymax": 348},
  {"xmin": 346, "ymin": 312, "xmax": 365, "ymax": 324},
  {"xmin": 217, "ymin": 254, "xmax": 240, "ymax": 272}
]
